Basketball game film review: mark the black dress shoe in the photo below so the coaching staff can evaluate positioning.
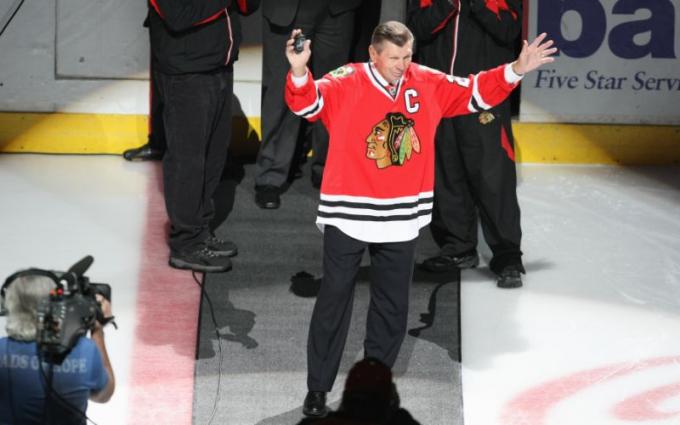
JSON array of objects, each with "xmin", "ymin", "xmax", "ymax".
[
  {"xmin": 420, "ymin": 251, "xmax": 479, "ymax": 272},
  {"xmin": 302, "ymin": 391, "xmax": 327, "ymax": 417},
  {"xmin": 496, "ymin": 265, "xmax": 523, "ymax": 289},
  {"xmin": 123, "ymin": 143, "xmax": 164, "ymax": 161},
  {"xmin": 255, "ymin": 185, "xmax": 281, "ymax": 209}
]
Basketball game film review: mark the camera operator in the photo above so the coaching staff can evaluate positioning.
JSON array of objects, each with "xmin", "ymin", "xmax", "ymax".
[{"xmin": 0, "ymin": 274, "xmax": 115, "ymax": 425}]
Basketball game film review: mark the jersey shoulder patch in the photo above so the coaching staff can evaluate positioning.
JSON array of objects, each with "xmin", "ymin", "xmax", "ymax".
[
  {"xmin": 446, "ymin": 75, "xmax": 471, "ymax": 87},
  {"xmin": 328, "ymin": 65, "xmax": 355, "ymax": 79}
]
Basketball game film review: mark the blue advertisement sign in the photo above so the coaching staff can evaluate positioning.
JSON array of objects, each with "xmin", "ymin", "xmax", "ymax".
[{"xmin": 520, "ymin": 0, "xmax": 679, "ymax": 124}]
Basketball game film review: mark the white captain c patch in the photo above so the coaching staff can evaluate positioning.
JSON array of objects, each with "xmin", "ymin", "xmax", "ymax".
[{"xmin": 404, "ymin": 89, "xmax": 420, "ymax": 113}]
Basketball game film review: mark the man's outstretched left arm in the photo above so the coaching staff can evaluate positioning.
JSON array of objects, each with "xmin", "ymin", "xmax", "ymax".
[{"xmin": 437, "ymin": 33, "xmax": 556, "ymax": 117}]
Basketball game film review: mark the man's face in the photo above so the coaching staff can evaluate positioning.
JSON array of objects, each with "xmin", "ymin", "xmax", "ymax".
[
  {"xmin": 369, "ymin": 40, "xmax": 413, "ymax": 85},
  {"xmin": 366, "ymin": 119, "xmax": 392, "ymax": 168}
]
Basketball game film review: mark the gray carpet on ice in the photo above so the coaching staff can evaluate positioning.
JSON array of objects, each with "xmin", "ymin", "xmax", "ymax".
[{"xmin": 192, "ymin": 159, "xmax": 462, "ymax": 425}]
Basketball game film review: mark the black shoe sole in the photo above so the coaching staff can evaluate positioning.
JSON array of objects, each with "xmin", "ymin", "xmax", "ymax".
[
  {"xmin": 302, "ymin": 407, "xmax": 328, "ymax": 418},
  {"xmin": 168, "ymin": 258, "xmax": 231, "ymax": 273},
  {"xmin": 255, "ymin": 201, "xmax": 280, "ymax": 209},
  {"xmin": 209, "ymin": 248, "xmax": 238, "ymax": 257},
  {"xmin": 125, "ymin": 156, "xmax": 163, "ymax": 162},
  {"xmin": 123, "ymin": 152, "xmax": 164, "ymax": 161}
]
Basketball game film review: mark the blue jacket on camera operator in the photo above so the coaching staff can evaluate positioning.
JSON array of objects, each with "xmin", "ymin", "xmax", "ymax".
[{"xmin": 0, "ymin": 274, "xmax": 115, "ymax": 425}]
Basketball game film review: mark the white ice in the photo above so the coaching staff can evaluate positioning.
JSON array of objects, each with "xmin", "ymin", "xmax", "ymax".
[{"xmin": 1, "ymin": 156, "xmax": 678, "ymax": 425}]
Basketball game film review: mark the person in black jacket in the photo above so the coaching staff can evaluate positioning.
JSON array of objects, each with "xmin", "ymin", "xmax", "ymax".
[
  {"xmin": 148, "ymin": 0, "xmax": 259, "ymax": 272},
  {"xmin": 253, "ymin": 0, "xmax": 362, "ymax": 209},
  {"xmin": 408, "ymin": 0, "xmax": 526, "ymax": 288}
]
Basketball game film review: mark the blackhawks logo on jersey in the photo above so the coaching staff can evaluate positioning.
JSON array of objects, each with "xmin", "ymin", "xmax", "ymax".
[
  {"xmin": 365, "ymin": 113, "xmax": 421, "ymax": 169},
  {"xmin": 328, "ymin": 65, "xmax": 355, "ymax": 79}
]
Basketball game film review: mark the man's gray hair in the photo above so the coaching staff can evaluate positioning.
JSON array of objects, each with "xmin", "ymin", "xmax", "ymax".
[
  {"xmin": 371, "ymin": 21, "xmax": 414, "ymax": 53},
  {"xmin": 4, "ymin": 275, "xmax": 54, "ymax": 341}
]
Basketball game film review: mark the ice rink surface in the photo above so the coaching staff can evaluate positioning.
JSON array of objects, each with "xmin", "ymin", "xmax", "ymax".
[
  {"xmin": 463, "ymin": 164, "xmax": 680, "ymax": 425},
  {"xmin": 0, "ymin": 154, "xmax": 678, "ymax": 425}
]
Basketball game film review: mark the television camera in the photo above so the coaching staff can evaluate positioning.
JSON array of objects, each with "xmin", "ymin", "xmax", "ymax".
[{"xmin": 1, "ymin": 256, "xmax": 114, "ymax": 364}]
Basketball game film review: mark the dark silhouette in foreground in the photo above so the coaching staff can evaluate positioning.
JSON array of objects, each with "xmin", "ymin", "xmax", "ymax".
[{"xmin": 297, "ymin": 358, "xmax": 421, "ymax": 424}]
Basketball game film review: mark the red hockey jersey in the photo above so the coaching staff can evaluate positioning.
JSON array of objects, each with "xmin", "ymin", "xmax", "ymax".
[{"xmin": 286, "ymin": 61, "xmax": 520, "ymax": 243}]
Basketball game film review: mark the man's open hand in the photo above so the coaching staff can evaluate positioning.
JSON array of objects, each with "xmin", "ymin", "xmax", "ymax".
[{"xmin": 512, "ymin": 33, "xmax": 558, "ymax": 75}]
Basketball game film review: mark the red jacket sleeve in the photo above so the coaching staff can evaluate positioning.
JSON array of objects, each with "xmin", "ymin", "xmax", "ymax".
[
  {"xmin": 434, "ymin": 63, "xmax": 519, "ymax": 117},
  {"xmin": 285, "ymin": 69, "xmax": 325, "ymax": 123},
  {"xmin": 285, "ymin": 68, "xmax": 346, "ymax": 126}
]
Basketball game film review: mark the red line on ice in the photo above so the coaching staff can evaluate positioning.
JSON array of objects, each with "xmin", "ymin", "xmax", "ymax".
[
  {"xmin": 127, "ymin": 164, "xmax": 201, "ymax": 424},
  {"xmin": 501, "ymin": 356, "xmax": 680, "ymax": 425}
]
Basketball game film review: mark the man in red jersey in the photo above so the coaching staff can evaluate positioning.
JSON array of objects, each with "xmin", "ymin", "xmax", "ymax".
[{"xmin": 285, "ymin": 21, "xmax": 555, "ymax": 417}]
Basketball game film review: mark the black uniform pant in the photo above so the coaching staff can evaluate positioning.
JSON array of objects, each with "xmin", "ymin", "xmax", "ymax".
[
  {"xmin": 430, "ymin": 100, "xmax": 523, "ymax": 274},
  {"xmin": 254, "ymin": 0, "xmax": 355, "ymax": 188},
  {"xmin": 155, "ymin": 68, "xmax": 233, "ymax": 254},
  {"xmin": 307, "ymin": 226, "xmax": 416, "ymax": 392}
]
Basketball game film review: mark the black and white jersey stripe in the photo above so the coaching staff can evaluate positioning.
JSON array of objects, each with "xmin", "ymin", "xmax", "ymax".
[
  {"xmin": 469, "ymin": 71, "xmax": 491, "ymax": 113},
  {"xmin": 316, "ymin": 192, "xmax": 434, "ymax": 243},
  {"xmin": 291, "ymin": 85, "xmax": 324, "ymax": 119}
]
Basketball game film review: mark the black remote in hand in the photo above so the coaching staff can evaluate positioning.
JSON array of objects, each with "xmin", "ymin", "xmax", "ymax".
[{"xmin": 293, "ymin": 33, "xmax": 306, "ymax": 54}]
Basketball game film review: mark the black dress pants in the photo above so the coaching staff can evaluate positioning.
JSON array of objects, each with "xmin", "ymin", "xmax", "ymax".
[
  {"xmin": 254, "ymin": 0, "xmax": 355, "ymax": 188},
  {"xmin": 307, "ymin": 226, "xmax": 416, "ymax": 392},
  {"xmin": 155, "ymin": 68, "xmax": 233, "ymax": 254},
  {"xmin": 430, "ymin": 100, "xmax": 523, "ymax": 273}
]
